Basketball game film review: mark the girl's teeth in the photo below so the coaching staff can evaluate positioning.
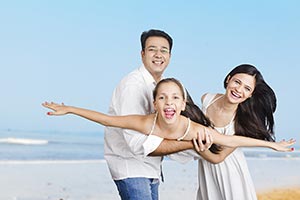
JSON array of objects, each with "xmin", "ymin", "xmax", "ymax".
[{"xmin": 165, "ymin": 109, "xmax": 175, "ymax": 119}]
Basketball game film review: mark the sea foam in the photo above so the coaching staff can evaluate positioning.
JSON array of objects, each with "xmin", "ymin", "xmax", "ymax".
[{"xmin": 0, "ymin": 137, "xmax": 48, "ymax": 145}]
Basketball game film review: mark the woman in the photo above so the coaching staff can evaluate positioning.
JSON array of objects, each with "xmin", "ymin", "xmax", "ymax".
[{"xmin": 193, "ymin": 64, "xmax": 285, "ymax": 200}]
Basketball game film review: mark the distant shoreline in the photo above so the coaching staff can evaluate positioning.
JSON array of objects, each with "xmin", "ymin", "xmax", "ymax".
[
  {"xmin": 1, "ymin": 157, "xmax": 299, "ymax": 165},
  {"xmin": 0, "ymin": 159, "xmax": 106, "ymax": 165}
]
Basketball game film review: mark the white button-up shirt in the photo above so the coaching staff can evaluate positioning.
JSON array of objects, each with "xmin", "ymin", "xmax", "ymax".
[{"xmin": 104, "ymin": 65, "xmax": 163, "ymax": 180}]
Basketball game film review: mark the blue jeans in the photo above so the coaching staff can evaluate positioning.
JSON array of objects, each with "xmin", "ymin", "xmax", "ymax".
[{"xmin": 114, "ymin": 177, "xmax": 159, "ymax": 200}]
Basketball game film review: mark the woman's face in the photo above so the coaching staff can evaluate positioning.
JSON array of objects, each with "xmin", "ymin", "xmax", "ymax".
[
  {"xmin": 225, "ymin": 73, "xmax": 256, "ymax": 104},
  {"xmin": 153, "ymin": 81, "xmax": 186, "ymax": 123}
]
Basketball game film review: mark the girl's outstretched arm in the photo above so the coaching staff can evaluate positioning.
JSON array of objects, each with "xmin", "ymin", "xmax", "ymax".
[{"xmin": 42, "ymin": 101, "xmax": 150, "ymax": 134}]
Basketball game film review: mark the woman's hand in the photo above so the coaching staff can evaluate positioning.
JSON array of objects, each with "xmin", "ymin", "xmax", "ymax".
[{"xmin": 271, "ymin": 138, "xmax": 296, "ymax": 152}]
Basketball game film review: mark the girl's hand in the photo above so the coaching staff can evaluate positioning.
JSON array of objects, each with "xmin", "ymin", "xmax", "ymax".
[
  {"xmin": 272, "ymin": 138, "xmax": 296, "ymax": 152},
  {"xmin": 42, "ymin": 101, "xmax": 69, "ymax": 116},
  {"xmin": 193, "ymin": 127, "xmax": 214, "ymax": 153}
]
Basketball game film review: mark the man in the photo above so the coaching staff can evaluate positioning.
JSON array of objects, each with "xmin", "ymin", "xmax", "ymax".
[{"xmin": 104, "ymin": 29, "xmax": 209, "ymax": 200}]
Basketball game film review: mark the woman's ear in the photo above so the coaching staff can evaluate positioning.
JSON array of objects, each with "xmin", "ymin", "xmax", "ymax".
[{"xmin": 226, "ymin": 75, "xmax": 231, "ymax": 84}]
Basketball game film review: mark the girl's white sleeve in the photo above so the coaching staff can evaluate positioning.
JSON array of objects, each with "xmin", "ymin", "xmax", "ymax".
[{"xmin": 142, "ymin": 135, "xmax": 164, "ymax": 157}]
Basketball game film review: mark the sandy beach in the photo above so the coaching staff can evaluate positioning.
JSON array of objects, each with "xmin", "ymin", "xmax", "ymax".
[
  {"xmin": 257, "ymin": 188, "xmax": 300, "ymax": 200},
  {"xmin": 0, "ymin": 158, "xmax": 299, "ymax": 200},
  {"xmin": 0, "ymin": 160, "xmax": 198, "ymax": 200}
]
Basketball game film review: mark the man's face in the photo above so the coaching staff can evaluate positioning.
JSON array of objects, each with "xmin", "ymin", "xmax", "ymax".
[{"xmin": 141, "ymin": 36, "xmax": 171, "ymax": 82}]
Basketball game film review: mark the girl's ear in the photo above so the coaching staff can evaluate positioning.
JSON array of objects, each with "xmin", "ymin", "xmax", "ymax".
[
  {"xmin": 153, "ymin": 100, "xmax": 157, "ymax": 111},
  {"xmin": 181, "ymin": 101, "xmax": 186, "ymax": 111}
]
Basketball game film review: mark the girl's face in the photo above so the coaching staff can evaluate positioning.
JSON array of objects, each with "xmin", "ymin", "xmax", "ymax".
[
  {"xmin": 225, "ymin": 73, "xmax": 256, "ymax": 104},
  {"xmin": 153, "ymin": 81, "xmax": 186, "ymax": 123}
]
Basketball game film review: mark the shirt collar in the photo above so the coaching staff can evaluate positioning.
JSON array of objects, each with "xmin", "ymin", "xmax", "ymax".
[{"xmin": 138, "ymin": 65, "xmax": 157, "ymax": 86}]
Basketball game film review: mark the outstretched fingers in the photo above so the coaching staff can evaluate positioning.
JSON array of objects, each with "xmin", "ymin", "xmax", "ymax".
[
  {"xmin": 42, "ymin": 101, "xmax": 67, "ymax": 116},
  {"xmin": 279, "ymin": 138, "xmax": 296, "ymax": 146},
  {"xmin": 276, "ymin": 138, "xmax": 296, "ymax": 152},
  {"xmin": 282, "ymin": 138, "xmax": 296, "ymax": 151}
]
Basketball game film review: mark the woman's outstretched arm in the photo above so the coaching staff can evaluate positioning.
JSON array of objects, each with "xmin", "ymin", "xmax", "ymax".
[
  {"xmin": 189, "ymin": 122, "xmax": 295, "ymax": 152},
  {"xmin": 206, "ymin": 127, "xmax": 296, "ymax": 152},
  {"xmin": 195, "ymin": 135, "xmax": 295, "ymax": 164}
]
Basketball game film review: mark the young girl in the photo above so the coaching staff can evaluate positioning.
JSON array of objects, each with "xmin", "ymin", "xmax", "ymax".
[{"xmin": 42, "ymin": 78, "xmax": 295, "ymax": 152}]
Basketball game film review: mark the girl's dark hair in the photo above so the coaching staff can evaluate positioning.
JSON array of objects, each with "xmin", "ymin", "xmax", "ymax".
[
  {"xmin": 181, "ymin": 91, "xmax": 221, "ymax": 154},
  {"xmin": 153, "ymin": 78, "xmax": 184, "ymax": 100},
  {"xmin": 141, "ymin": 29, "xmax": 173, "ymax": 52},
  {"xmin": 224, "ymin": 64, "xmax": 276, "ymax": 141}
]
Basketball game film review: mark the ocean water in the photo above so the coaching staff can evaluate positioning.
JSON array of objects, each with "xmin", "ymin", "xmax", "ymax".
[
  {"xmin": 0, "ymin": 129, "xmax": 299, "ymax": 161},
  {"xmin": 0, "ymin": 130, "xmax": 103, "ymax": 161}
]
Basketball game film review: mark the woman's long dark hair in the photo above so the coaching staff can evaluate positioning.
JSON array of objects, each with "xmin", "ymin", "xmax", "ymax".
[{"xmin": 224, "ymin": 64, "xmax": 276, "ymax": 141}]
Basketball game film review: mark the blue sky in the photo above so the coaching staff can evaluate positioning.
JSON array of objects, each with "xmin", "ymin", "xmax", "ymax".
[{"xmin": 0, "ymin": 1, "xmax": 299, "ymax": 142}]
